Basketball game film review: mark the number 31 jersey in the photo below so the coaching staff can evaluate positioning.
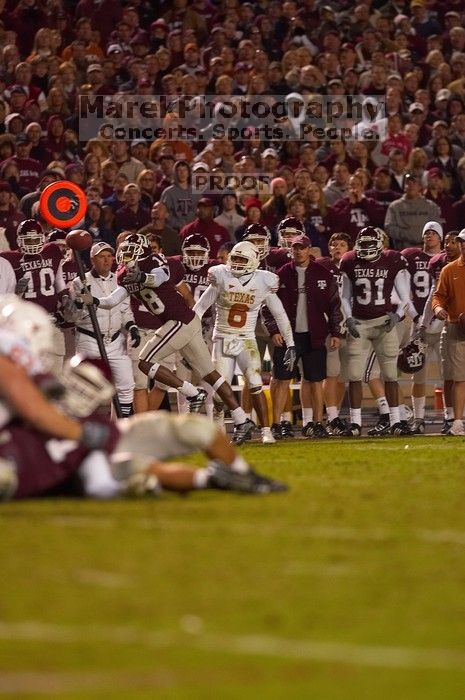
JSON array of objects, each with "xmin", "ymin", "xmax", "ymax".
[
  {"xmin": 340, "ymin": 249, "xmax": 407, "ymax": 320},
  {"xmin": 207, "ymin": 264, "xmax": 279, "ymax": 338}
]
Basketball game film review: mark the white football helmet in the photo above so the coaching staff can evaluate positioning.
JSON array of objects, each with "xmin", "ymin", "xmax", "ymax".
[
  {"xmin": 58, "ymin": 355, "xmax": 115, "ymax": 418},
  {"xmin": 0, "ymin": 296, "xmax": 54, "ymax": 369},
  {"xmin": 355, "ymin": 226, "xmax": 384, "ymax": 261},
  {"xmin": 227, "ymin": 241, "xmax": 260, "ymax": 277}
]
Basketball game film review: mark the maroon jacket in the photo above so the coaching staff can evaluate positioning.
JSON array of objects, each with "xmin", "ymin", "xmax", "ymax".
[
  {"xmin": 264, "ymin": 259, "xmax": 343, "ymax": 349},
  {"xmin": 179, "ymin": 218, "xmax": 230, "ymax": 258},
  {"xmin": 326, "ymin": 196, "xmax": 385, "ymax": 244}
]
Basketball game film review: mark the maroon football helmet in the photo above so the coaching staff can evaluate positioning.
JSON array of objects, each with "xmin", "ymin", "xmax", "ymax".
[
  {"xmin": 182, "ymin": 233, "xmax": 210, "ymax": 270},
  {"xmin": 355, "ymin": 227, "xmax": 384, "ymax": 261},
  {"xmin": 277, "ymin": 216, "xmax": 305, "ymax": 249},
  {"xmin": 397, "ymin": 338, "xmax": 426, "ymax": 374},
  {"xmin": 60, "ymin": 354, "xmax": 115, "ymax": 417},
  {"xmin": 17, "ymin": 219, "xmax": 45, "ymax": 255},
  {"xmin": 243, "ymin": 223, "xmax": 271, "ymax": 260}
]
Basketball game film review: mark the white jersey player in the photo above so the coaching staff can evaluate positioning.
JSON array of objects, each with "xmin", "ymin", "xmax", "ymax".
[{"xmin": 194, "ymin": 241, "xmax": 295, "ymax": 443}]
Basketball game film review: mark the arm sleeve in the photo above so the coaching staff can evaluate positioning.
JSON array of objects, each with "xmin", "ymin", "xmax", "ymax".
[
  {"xmin": 120, "ymin": 293, "xmax": 134, "ymax": 329},
  {"xmin": 327, "ymin": 276, "xmax": 344, "ymax": 337},
  {"xmin": 420, "ymin": 283, "xmax": 435, "ymax": 327},
  {"xmin": 393, "ymin": 268, "xmax": 417, "ymax": 319},
  {"xmin": 384, "ymin": 204, "xmax": 405, "ymax": 245},
  {"xmin": 193, "ymin": 284, "xmax": 219, "ymax": 318},
  {"xmin": 264, "ymin": 293, "xmax": 294, "ymax": 347},
  {"xmin": 144, "ymin": 265, "xmax": 170, "ymax": 289},
  {"xmin": 340, "ymin": 272, "xmax": 354, "ymax": 320},
  {"xmin": 432, "ymin": 268, "xmax": 449, "ymax": 313},
  {"xmin": 54, "ymin": 259, "xmax": 67, "ymax": 294},
  {"xmin": 97, "ymin": 286, "xmax": 130, "ymax": 309}
]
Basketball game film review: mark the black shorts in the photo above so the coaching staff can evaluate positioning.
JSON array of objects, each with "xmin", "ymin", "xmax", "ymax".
[{"xmin": 273, "ymin": 332, "xmax": 327, "ymax": 382}]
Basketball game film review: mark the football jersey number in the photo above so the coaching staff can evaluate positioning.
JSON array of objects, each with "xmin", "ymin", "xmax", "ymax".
[
  {"xmin": 355, "ymin": 277, "xmax": 385, "ymax": 306},
  {"xmin": 227, "ymin": 303, "xmax": 248, "ymax": 328},
  {"xmin": 413, "ymin": 270, "xmax": 430, "ymax": 299},
  {"xmin": 139, "ymin": 287, "xmax": 166, "ymax": 315},
  {"xmin": 23, "ymin": 268, "xmax": 55, "ymax": 299}
]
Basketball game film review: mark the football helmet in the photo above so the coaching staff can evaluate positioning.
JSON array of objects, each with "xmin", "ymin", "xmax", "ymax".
[
  {"xmin": 243, "ymin": 223, "xmax": 271, "ymax": 260},
  {"xmin": 355, "ymin": 226, "xmax": 384, "ymax": 261},
  {"xmin": 59, "ymin": 355, "xmax": 115, "ymax": 418},
  {"xmin": 17, "ymin": 219, "xmax": 45, "ymax": 255},
  {"xmin": 116, "ymin": 233, "xmax": 151, "ymax": 266},
  {"xmin": 0, "ymin": 295, "xmax": 54, "ymax": 369},
  {"xmin": 227, "ymin": 241, "xmax": 260, "ymax": 277},
  {"xmin": 397, "ymin": 338, "xmax": 426, "ymax": 374},
  {"xmin": 182, "ymin": 233, "xmax": 210, "ymax": 270},
  {"xmin": 48, "ymin": 228, "xmax": 72, "ymax": 259},
  {"xmin": 277, "ymin": 216, "xmax": 305, "ymax": 249}
]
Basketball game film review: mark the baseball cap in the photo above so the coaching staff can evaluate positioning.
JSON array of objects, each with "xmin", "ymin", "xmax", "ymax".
[
  {"xmin": 107, "ymin": 44, "xmax": 123, "ymax": 54},
  {"xmin": 15, "ymin": 133, "xmax": 30, "ymax": 145},
  {"xmin": 10, "ymin": 84, "xmax": 27, "ymax": 95},
  {"xmin": 87, "ymin": 63, "xmax": 103, "ymax": 73},
  {"xmin": 427, "ymin": 167, "xmax": 442, "ymax": 179},
  {"xmin": 131, "ymin": 138, "xmax": 147, "ymax": 147},
  {"xmin": 262, "ymin": 147, "xmax": 279, "ymax": 159},
  {"xmin": 151, "ymin": 18, "xmax": 167, "ymax": 29},
  {"xmin": 291, "ymin": 234, "xmax": 311, "ymax": 247},
  {"xmin": 198, "ymin": 196, "xmax": 214, "ymax": 206},
  {"xmin": 408, "ymin": 102, "xmax": 425, "ymax": 113},
  {"xmin": 192, "ymin": 161, "xmax": 210, "ymax": 172},
  {"xmin": 91, "ymin": 242, "xmax": 115, "ymax": 257},
  {"xmin": 457, "ymin": 229, "xmax": 465, "ymax": 242},
  {"xmin": 436, "ymin": 88, "xmax": 451, "ymax": 102},
  {"xmin": 374, "ymin": 166, "xmax": 390, "ymax": 176},
  {"xmin": 422, "ymin": 221, "xmax": 443, "ymax": 241}
]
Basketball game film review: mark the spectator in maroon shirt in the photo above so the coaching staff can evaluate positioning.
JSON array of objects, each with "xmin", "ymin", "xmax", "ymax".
[
  {"xmin": 0, "ymin": 180, "xmax": 25, "ymax": 250},
  {"xmin": 326, "ymin": 173, "xmax": 385, "ymax": 243},
  {"xmin": 365, "ymin": 166, "xmax": 401, "ymax": 214},
  {"xmin": 179, "ymin": 197, "xmax": 230, "ymax": 258},
  {"xmin": 2, "ymin": 133, "xmax": 41, "ymax": 191},
  {"xmin": 424, "ymin": 167, "xmax": 456, "ymax": 231},
  {"xmin": 114, "ymin": 184, "xmax": 151, "ymax": 234},
  {"xmin": 74, "ymin": 0, "xmax": 123, "ymax": 44}
]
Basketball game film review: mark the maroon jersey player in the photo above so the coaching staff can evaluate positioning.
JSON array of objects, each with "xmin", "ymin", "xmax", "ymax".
[
  {"xmin": 339, "ymin": 226, "xmax": 415, "ymax": 436},
  {"xmin": 79, "ymin": 234, "xmax": 257, "ymax": 444},
  {"xmin": 401, "ymin": 221, "xmax": 443, "ymax": 321}
]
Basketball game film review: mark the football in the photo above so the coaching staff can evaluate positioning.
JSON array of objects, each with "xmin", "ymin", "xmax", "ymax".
[{"xmin": 66, "ymin": 229, "xmax": 92, "ymax": 251}]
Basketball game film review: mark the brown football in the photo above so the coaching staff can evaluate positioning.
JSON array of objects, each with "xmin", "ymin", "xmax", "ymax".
[{"xmin": 66, "ymin": 229, "xmax": 92, "ymax": 251}]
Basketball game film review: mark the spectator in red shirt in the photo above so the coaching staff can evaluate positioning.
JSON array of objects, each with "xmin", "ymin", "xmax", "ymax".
[
  {"xmin": 381, "ymin": 114, "xmax": 412, "ymax": 160},
  {"xmin": 179, "ymin": 197, "xmax": 230, "ymax": 258},
  {"xmin": 114, "ymin": 184, "xmax": 151, "ymax": 234}
]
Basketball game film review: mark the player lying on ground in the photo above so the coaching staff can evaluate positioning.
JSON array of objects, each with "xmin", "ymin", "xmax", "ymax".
[{"xmin": 0, "ymin": 296, "xmax": 286, "ymax": 499}]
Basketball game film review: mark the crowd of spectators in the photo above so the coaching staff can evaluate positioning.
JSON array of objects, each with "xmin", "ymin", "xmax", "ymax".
[{"xmin": 1, "ymin": 0, "xmax": 465, "ymax": 256}]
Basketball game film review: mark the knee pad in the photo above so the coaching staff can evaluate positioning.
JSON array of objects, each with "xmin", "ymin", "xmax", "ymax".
[{"xmin": 146, "ymin": 362, "xmax": 160, "ymax": 379}]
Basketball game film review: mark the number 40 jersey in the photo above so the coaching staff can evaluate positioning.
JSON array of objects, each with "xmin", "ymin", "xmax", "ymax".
[{"xmin": 194, "ymin": 264, "xmax": 292, "ymax": 343}]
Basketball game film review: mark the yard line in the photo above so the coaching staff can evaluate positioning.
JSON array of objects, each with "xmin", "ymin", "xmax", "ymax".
[{"xmin": 1, "ymin": 622, "xmax": 465, "ymax": 671}]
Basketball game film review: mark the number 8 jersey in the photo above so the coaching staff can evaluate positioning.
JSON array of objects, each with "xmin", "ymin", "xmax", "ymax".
[
  {"xmin": 340, "ymin": 249, "xmax": 409, "ymax": 320},
  {"xmin": 200, "ymin": 264, "xmax": 280, "ymax": 339}
]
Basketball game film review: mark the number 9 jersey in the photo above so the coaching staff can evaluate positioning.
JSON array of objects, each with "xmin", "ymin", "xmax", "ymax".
[{"xmin": 206, "ymin": 264, "xmax": 280, "ymax": 339}]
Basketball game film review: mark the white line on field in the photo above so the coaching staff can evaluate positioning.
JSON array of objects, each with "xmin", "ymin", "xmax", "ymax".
[{"xmin": 0, "ymin": 622, "xmax": 465, "ymax": 672}]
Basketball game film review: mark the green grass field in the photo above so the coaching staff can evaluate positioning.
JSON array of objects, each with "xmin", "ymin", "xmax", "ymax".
[{"xmin": 2, "ymin": 436, "xmax": 465, "ymax": 699}]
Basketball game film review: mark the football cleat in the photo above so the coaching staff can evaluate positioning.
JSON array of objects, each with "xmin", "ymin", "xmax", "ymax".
[
  {"xmin": 390, "ymin": 422, "xmax": 412, "ymax": 436},
  {"xmin": 302, "ymin": 421, "xmax": 314, "ymax": 437},
  {"xmin": 187, "ymin": 388, "xmax": 208, "ymax": 413},
  {"xmin": 327, "ymin": 416, "xmax": 348, "ymax": 436},
  {"xmin": 307, "ymin": 421, "xmax": 329, "ymax": 438},
  {"xmin": 280, "ymin": 420, "xmax": 295, "ymax": 438},
  {"xmin": 212, "ymin": 405, "xmax": 225, "ymax": 428},
  {"xmin": 441, "ymin": 419, "xmax": 453, "ymax": 435},
  {"xmin": 411, "ymin": 418, "xmax": 425, "ymax": 435},
  {"xmin": 232, "ymin": 418, "xmax": 256, "ymax": 445},
  {"xmin": 449, "ymin": 419, "xmax": 465, "ymax": 436},
  {"xmin": 270, "ymin": 423, "xmax": 283, "ymax": 440},
  {"xmin": 261, "ymin": 427, "xmax": 276, "ymax": 444},
  {"xmin": 123, "ymin": 473, "xmax": 161, "ymax": 498},
  {"xmin": 367, "ymin": 415, "xmax": 390, "ymax": 437},
  {"xmin": 341, "ymin": 423, "xmax": 362, "ymax": 437},
  {"xmin": 206, "ymin": 462, "xmax": 288, "ymax": 493}
]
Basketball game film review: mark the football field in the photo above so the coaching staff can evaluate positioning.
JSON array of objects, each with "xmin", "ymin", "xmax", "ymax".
[{"xmin": 1, "ymin": 436, "xmax": 465, "ymax": 698}]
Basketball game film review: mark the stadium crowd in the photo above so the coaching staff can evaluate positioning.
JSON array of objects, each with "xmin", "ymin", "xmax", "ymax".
[{"xmin": 3, "ymin": 0, "xmax": 465, "ymax": 499}]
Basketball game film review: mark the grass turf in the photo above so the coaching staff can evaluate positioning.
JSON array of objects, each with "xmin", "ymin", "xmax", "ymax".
[{"xmin": 1, "ymin": 436, "xmax": 465, "ymax": 698}]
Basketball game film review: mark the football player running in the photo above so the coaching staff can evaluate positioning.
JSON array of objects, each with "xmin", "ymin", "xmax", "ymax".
[
  {"xmin": 0, "ymin": 296, "xmax": 287, "ymax": 499},
  {"xmin": 76, "ymin": 233, "xmax": 257, "ymax": 445},
  {"xmin": 340, "ymin": 226, "xmax": 417, "ymax": 436},
  {"xmin": 193, "ymin": 241, "xmax": 296, "ymax": 444}
]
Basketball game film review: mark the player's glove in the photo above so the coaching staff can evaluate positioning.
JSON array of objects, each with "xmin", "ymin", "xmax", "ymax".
[
  {"xmin": 15, "ymin": 277, "xmax": 28, "ymax": 297},
  {"xmin": 283, "ymin": 346, "xmax": 296, "ymax": 372},
  {"xmin": 75, "ymin": 286, "xmax": 99, "ymax": 308},
  {"xmin": 124, "ymin": 268, "xmax": 147, "ymax": 285},
  {"xmin": 346, "ymin": 317, "xmax": 361, "ymax": 338},
  {"xmin": 384, "ymin": 312, "xmax": 401, "ymax": 333},
  {"xmin": 126, "ymin": 322, "xmax": 141, "ymax": 348},
  {"xmin": 80, "ymin": 421, "xmax": 112, "ymax": 450}
]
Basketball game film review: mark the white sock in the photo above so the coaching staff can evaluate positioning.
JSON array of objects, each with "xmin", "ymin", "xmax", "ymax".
[
  {"xmin": 399, "ymin": 404, "xmax": 410, "ymax": 421},
  {"xmin": 445, "ymin": 406, "xmax": 453, "ymax": 420},
  {"xmin": 376, "ymin": 396, "xmax": 389, "ymax": 415},
  {"xmin": 193, "ymin": 468, "xmax": 209, "ymax": 489},
  {"xmin": 302, "ymin": 408, "xmax": 313, "ymax": 424},
  {"xmin": 177, "ymin": 392, "xmax": 188, "ymax": 414},
  {"xmin": 281, "ymin": 411, "xmax": 292, "ymax": 423},
  {"xmin": 231, "ymin": 455, "xmax": 249, "ymax": 473},
  {"xmin": 327, "ymin": 405, "xmax": 338, "ymax": 421},
  {"xmin": 180, "ymin": 381, "xmax": 198, "ymax": 398},
  {"xmin": 412, "ymin": 396, "xmax": 425, "ymax": 420},
  {"xmin": 79, "ymin": 451, "xmax": 122, "ymax": 499},
  {"xmin": 231, "ymin": 407, "xmax": 247, "ymax": 425},
  {"xmin": 350, "ymin": 408, "xmax": 362, "ymax": 426},
  {"xmin": 389, "ymin": 406, "xmax": 401, "ymax": 425}
]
